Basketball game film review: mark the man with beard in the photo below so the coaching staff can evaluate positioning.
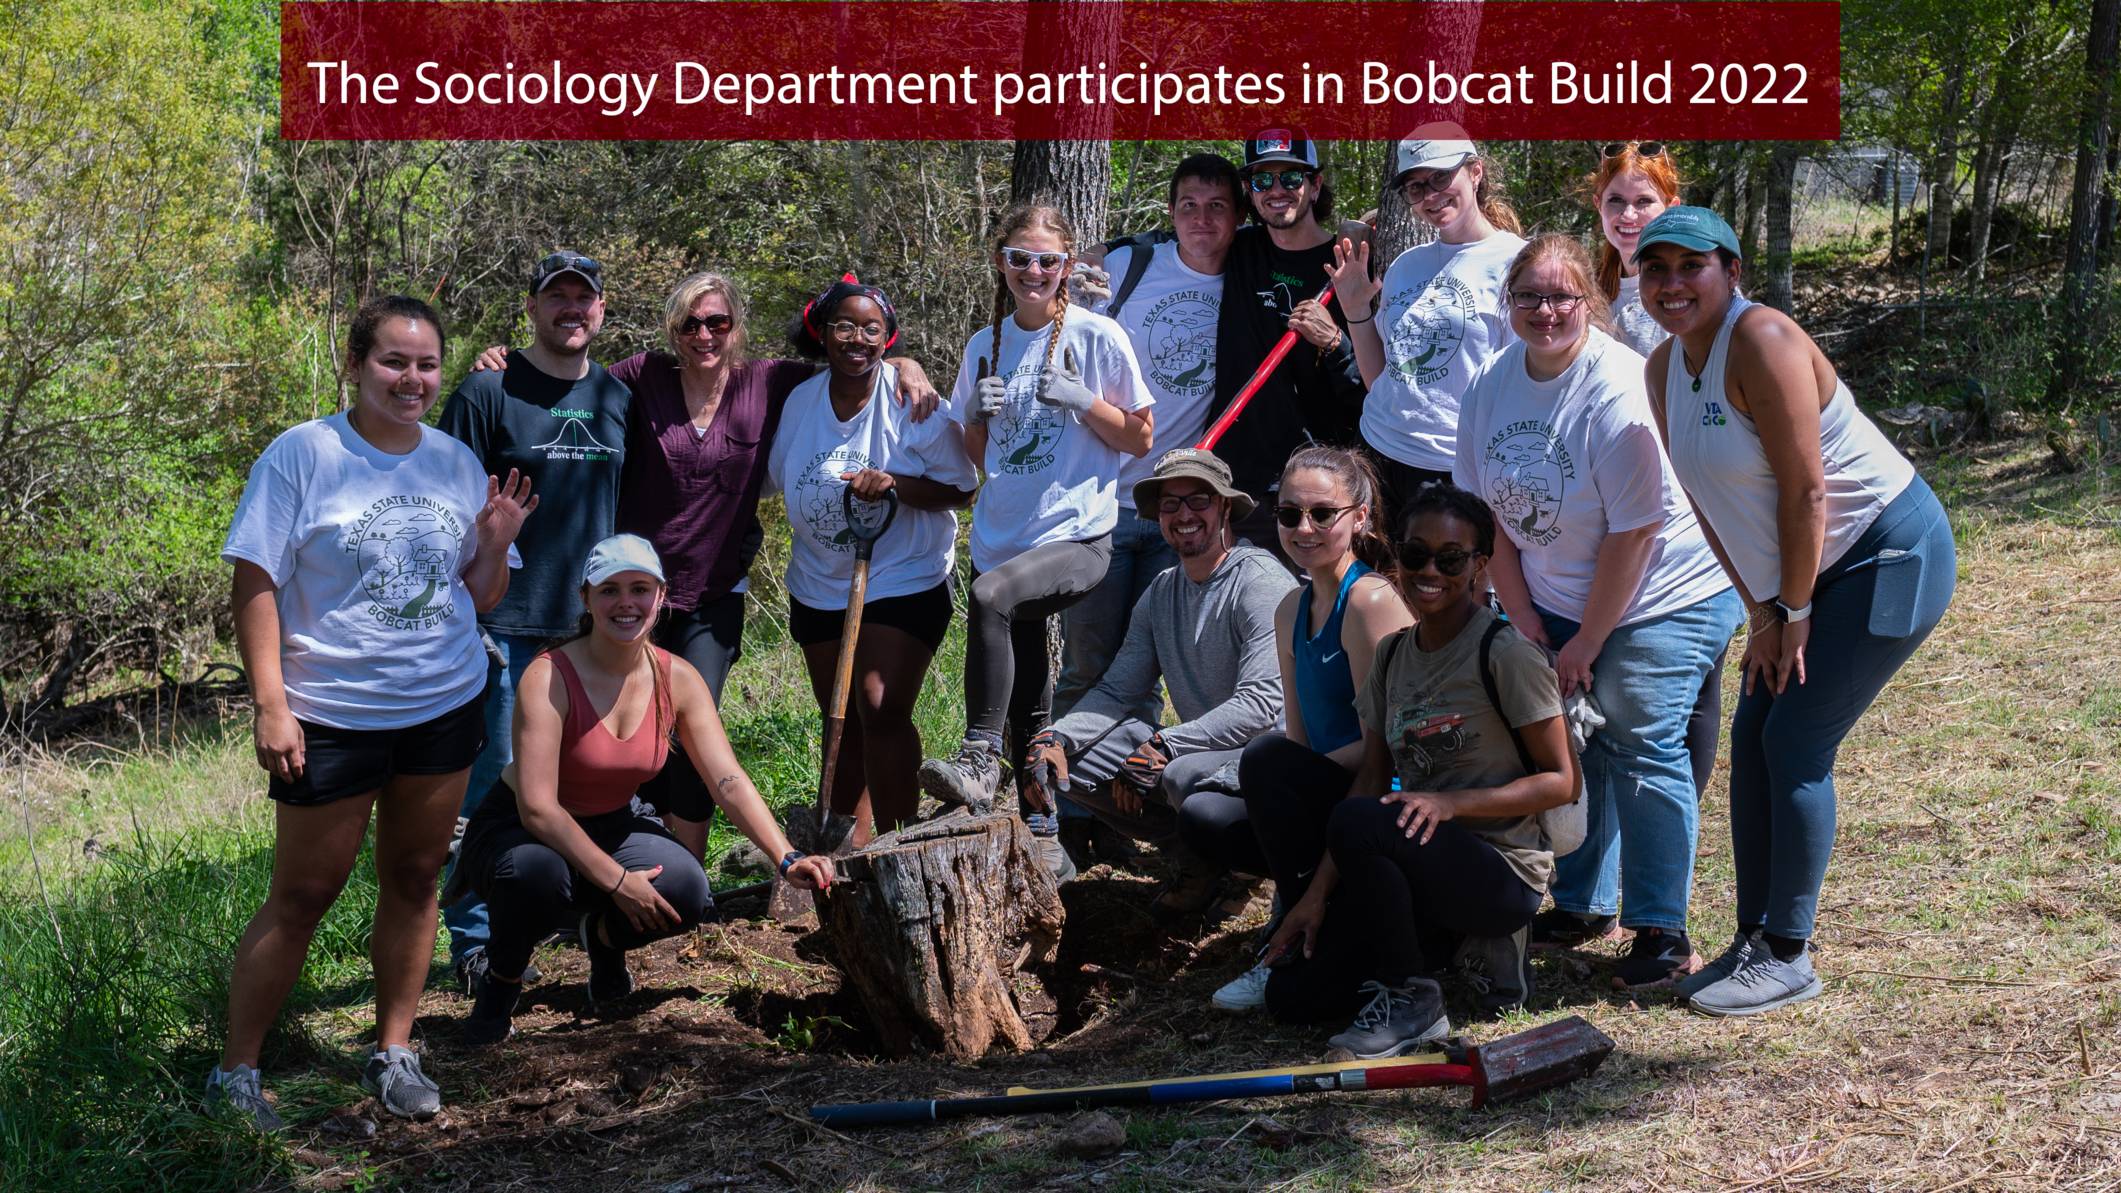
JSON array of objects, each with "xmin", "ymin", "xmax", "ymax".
[
  {"xmin": 436, "ymin": 250, "xmax": 631, "ymax": 994},
  {"xmin": 1019, "ymin": 449, "xmax": 1295, "ymax": 915}
]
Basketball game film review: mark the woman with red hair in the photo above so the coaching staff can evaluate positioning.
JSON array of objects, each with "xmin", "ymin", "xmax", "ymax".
[{"xmin": 1583, "ymin": 142, "xmax": 1684, "ymax": 357}]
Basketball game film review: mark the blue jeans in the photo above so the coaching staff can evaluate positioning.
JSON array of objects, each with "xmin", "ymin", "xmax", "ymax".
[
  {"xmin": 1052, "ymin": 515, "xmax": 1175, "ymax": 821},
  {"xmin": 1543, "ymin": 588, "xmax": 1744, "ymax": 933},
  {"xmin": 445, "ymin": 629, "xmax": 541, "ymax": 961},
  {"xmin": 1730, "ymin": 474, "xmax": 1955, "ymax": 939}
]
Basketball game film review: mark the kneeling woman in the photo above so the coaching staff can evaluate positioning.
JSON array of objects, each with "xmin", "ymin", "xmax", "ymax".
[
  {"xmin": 460, "ymin": 535, "xmax": 835, "ymax": 1044},
  {"xmin": 1262, "ymin": 486, "xmax": 1576, "ymax": 1057}
]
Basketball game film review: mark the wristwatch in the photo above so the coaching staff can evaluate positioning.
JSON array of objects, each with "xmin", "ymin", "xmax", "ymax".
[
  {"xmin": 778, "ymin": 850, "xmax": 807, "ymax": 877},
  {"xmin": 1770, "ymin": 599, "xmax": 1813, "ymax": 624}
]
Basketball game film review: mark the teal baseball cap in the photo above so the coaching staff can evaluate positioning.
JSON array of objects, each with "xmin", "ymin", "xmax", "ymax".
[{"xmin": 1632, "ymin": 206, "xmax": 1742, "ymax": 264}]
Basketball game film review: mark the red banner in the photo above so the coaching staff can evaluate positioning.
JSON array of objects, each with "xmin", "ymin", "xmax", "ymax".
[{"xmin": 281, "ymin": 1, "xmax": 1840, "ymax": 141}]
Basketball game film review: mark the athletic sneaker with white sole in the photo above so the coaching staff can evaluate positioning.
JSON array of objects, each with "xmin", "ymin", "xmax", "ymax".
[
  {"xmin": 1688, "ymin": 946, "xmax": 1824, "ymax": 1017},
  {"xmin": 205, "ymin": 1064, "xmax": 284, "ymax": 1132},
  {"xmin": 1210, "ymin": 962, "xmax": 1271, "ymax": 1012},
  {"xmin": 361, "ymin": 1044, "xmax": 442, "ymax": 1120},
  {"xmin": 1674, "ymin": 930, "xmax": 1760, "ymax": 1000},
  {"xmin": 917, "ymin": 733, "xmax": 1004, "ymax": 813},
  {"xmin": 1327, "ymin": 978, "xmax": 1451, "ymax": 1059}
]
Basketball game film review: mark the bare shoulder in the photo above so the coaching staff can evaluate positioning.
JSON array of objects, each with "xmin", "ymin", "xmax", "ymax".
[
  {"xmin": 1344, "ymin": 573, "xmax": 1414, "ymax": 638},
  {"xmin": 517, "ymin": 651, "xmax": 566, "ymax": 717}
]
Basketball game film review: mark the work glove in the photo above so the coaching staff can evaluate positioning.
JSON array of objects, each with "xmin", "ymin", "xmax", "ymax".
[
  {"xmin": 1116, "ymin": 731, "xmax": 1169, "ymax": 794},
  {"xmin": 971, "ymin": 368, "xmax": 1007, "ymax": 423},
  {"xmin": 1066, "ymin": 260, "xmax": 1111, "ymax": 306},
  {"xmin": 1037, "ymin": 348, "xmax": 1098, "ymax": 418}
]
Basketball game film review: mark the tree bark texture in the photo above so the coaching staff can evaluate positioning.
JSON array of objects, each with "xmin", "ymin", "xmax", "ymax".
[
  {"xmin": 2048, "ymin": 0, "xmax": 2121, "ymax": 407},
  {"xmin": 1761, "ymin": 145, "xmax": 1799, "ymax": 313},
  {"xmin": 1923, "ymin": 56, "xmax": 1969, "ymax": 271},
  {"xmin": 818, "ymin": 812, "xmax": 1064, "ymax": 1060}
]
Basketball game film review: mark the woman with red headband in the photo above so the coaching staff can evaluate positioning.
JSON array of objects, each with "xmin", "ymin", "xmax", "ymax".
[{"xmin": 768, "ymin": 276, "xmax": 978, "ymax": 843}]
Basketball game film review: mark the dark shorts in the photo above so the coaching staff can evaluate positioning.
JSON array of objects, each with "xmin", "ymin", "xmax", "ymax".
[
  {"xmin": 789, "ymin": 582, "xmax": 954, "ymax": 653},
  {"xmin": 267, "ymin": 691, "xmax": 487, "ymax": 807}
]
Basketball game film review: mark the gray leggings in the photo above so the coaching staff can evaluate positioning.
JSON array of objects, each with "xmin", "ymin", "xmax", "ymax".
[{"xmin": 964, "ymin": 535, "xmax": 1111, "ymax": 745}]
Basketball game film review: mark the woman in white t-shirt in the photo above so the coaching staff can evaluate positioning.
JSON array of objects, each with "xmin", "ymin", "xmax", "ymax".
[
  {"xmin": 917, "ymin": 203, "xmax": 1154, "ymax": 881},
  {"xmin": 769, "ymin": 276, "xmax": 977, "ymax": 845},
  {"xmin": 1329, "ymin": 125, "xmax": 1527, "ymax": 526},
  {"xmin": 1583, "ymin": 142, "xmax": 1684, "ymax": 357},
  {"xmin": 210, "ymin": 296, "xmax": 536, "ymax": 1129},
  {"xmin": 1453, "ymin": 235, "xmax": 1742, "ymax": 992}
]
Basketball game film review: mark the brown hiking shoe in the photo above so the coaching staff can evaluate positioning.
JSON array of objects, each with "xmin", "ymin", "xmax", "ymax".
[{"xmin": 1149, "ymin": 863, "xmax": 1221, "ymax": 921}]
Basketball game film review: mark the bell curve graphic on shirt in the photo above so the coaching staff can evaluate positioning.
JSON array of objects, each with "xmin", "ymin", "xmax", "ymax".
[
  {"xmin": 1140, "ymin": 289, "xmax": 1218, "ymax": 398},
  {"xmin": 1480, "ymin": 419, "xmax": 1577, "ymax": 547},
  {"xmin": 344, "ymin": 495, "xmax": 466, "ymax": 630},
  {"xmin": 794, "ymin": 445, "xmax": 878, "ymax": 551},
  {"xmin": 532, "ymin": 408, "xmax": 620, "ymax": 461},
  {"xmin": 1388, "ymin": 275, "xmax": 1475, "ymax": 387},
  {"xmin": 991, "ymin": 363, "xmax": 1065, "ymax": 475}
]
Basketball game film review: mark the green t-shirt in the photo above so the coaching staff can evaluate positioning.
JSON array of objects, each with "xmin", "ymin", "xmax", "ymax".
[{"xmin": 1357, "ymin": 607, "xmax": 1563, "ymax": 891}]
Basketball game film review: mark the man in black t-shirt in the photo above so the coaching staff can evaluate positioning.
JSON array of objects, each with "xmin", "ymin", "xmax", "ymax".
[{"xmin": 436, "ymin": 250, "xmax": 633, "ymax": 993}]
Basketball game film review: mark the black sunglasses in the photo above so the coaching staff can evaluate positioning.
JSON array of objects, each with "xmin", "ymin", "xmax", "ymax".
[
  {"xmin": 680, "ymin": 313, "xmax": 734, "ymax": 336},
  {"xmin": 536, "ymin": 252, "xmax": 601, "ymax": 277},
  {"xmin": 1398, "ymin": 542, "xmax": 1479, "ymax": 576},
  {"xmin": 1247, "ymin": 169, "xmax": 1315, "ymax": 193},
  {"xmin": 1602, "ymin": 141, "xmax": 1666, "ymax": 159},
  {"xmin": 1273, "ymin": 503, "xmax": 1356, "ymax": 530}
]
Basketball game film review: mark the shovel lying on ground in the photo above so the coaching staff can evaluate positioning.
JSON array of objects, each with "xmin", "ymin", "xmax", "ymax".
[{"xmin": 809, "ymin": 1014, "xmax": 1614, "ymax": 1127}]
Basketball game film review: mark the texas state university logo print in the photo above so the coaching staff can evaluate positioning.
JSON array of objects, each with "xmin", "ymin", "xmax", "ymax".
[
  {"xmin": 992, "ymin": 364, "xmax": 1064, "ymax": 475},
  {"xmin": 1388, "ymin": 275, "xmax": 1475, "ymax": 387},
  {"xmin": 795, "ymin": 446, "xmax": 876, "ymax": 551},
  {"xmin": 1141, "ymin": 290, "xmax": 1218, "ymax": 399},
  {"xmin": 1481, "ymin": 420, "xmax": 1577, "ymax": 546},
  {"xmin": 344, "ymin": 495, "xmax": 465, "ymax": 630}
]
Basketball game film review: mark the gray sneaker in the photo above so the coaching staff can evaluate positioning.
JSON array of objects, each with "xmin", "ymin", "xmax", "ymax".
[
  {"xmin": 1674, "ymin": 930, "xmax": 1760, "ymax": 1000},
  {"xmin": 918, "ymin": 734, "xmax": 1004, "ymax": 813},
  {"xmin": 1327, "ymin": 978, "xmax": 1451, "ymax": 1059},
  {"xmin": 1688, "ymin": 944, "xmax": 1824, "ymax": 1017},
  {"xmin": 1454, "ymin": 925, "xmax": 1533, "ymax": 1016},
  {"xmin": 361, "ymin": 1045, "xmax": 442, "ymax": 1121},
  {"xmin": 205, "ymin": 1064, "xmax": 284, "ymax": 1132},
  {"xmin": 1023, "ymin": 813, "xmax": 1076, "ymax": 885}
]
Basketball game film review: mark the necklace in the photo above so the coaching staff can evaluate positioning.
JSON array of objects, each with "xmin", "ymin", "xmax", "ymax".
[{"xmin": 1681, "ymin": 346, "xmax": 1706, "ymax": 393}]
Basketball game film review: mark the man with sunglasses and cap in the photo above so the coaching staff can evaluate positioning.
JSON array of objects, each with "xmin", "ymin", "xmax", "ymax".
[
  {"xmin": 1019, "ymin": 448, "xmax": 1296, "ymax": 912},
  {"xmin": 437, "ymin": 249, "xmax": 632, "ymax": 997}
]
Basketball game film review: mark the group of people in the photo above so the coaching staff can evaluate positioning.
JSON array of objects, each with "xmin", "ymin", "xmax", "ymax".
[{"xmin": 204, "ymin": 125, "xmax": 1956, "ymax": 1130}]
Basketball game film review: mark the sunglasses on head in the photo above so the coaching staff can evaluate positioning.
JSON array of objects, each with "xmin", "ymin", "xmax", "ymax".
[
  {"xmin": 537, "ymin": 252, "xmax": 600, "ymax": 277},
  {"xmin": 1247, "ymin": 169, "xmax": 1315, "ymax": 193},
  {"xmin": 680, "ymin": 313, "xmax": 734, "ymax": 336},
  {"xmin": 1398, "ymin": 542, "xmax": 1478, "ymax": 576},
  {"xmin": 1273, "ymin": 503, "xmax": 1356, "ymax": 530},
  {"xmin": 1602, "ymin": 141, "xmax": 1666, "ymax": 159},
  {"xmin": 1000, "ymin": 247, "xmax": 1069, "ymax": 272}
]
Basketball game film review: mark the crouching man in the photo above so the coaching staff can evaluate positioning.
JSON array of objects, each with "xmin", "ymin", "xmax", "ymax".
[{"xmin": 1019, "ymin": 449, "xmax": 1295, "ymax": 912}]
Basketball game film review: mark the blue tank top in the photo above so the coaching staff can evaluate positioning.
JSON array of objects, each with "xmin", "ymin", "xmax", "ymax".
[{"xmin": 1292, "ymin": 561, "xmax": 1371, "ymax": 755}]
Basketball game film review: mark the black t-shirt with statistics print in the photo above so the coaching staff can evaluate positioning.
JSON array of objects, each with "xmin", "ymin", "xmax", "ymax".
[
  {"xmin": 1210, "ymin": 225, "xmax": 1366, "ymax": 499},
  {"xmin": 437, "ymin": 351, "xmax": 630, "ymax": 639}
]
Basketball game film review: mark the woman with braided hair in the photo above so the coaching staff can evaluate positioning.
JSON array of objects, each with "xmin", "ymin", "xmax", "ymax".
[
  {"xmin": 918, "ymin": 203, "xmax": 1155, "ymax": 882},
  {"xmin": 768, "ymin": 275, "xmax": 977, "ymax": 845}
]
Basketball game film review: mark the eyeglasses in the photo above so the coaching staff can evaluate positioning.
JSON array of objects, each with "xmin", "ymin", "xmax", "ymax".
[
  {"xmin": 1398, "ymin": 543, "xmax": 1478, "ymax": 575},
  {"xmin": 827, "ymin": 319, "xmax": 887, "ymax": 344},
  {"xmin": 680, "ymin": 313, "xmax": 734, "ymax": 336},
  {"xmin": 1399, "ymin": 163, "xmax": 1465, "ymax": 195},
  {"xmin": 1509, "ymin": 290, "xmax": 1586, "ymax": 313},
  {"xmin": 1247, "ymin": 169, "xmax": 1315, "ymax": 193},
  {"xmin": 1602, "ymin": 141, "xmax": 1666, "ymax": 159},
  {"xmin": 1000, "ymin": 247, "xmax": 1068, "ymax": 272},
  {"xmin": 536, "ymin": 252, "xmax": 600, "ymax": 277},
  {"xmin": 1273, "ymin": 503, "xmax": 1356, "ymax": 529},
  {"xmin": 1157, "ymin": 493, "xmax": 1217, "ymax": 515}
]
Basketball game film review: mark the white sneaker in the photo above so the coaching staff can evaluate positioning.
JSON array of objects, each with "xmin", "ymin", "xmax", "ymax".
[{"xmin": 1210, "ymin": 961, "xmax": 1271, "ymax": 1012}]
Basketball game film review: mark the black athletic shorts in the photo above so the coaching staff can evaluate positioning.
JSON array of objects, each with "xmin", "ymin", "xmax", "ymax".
[
  {"xmin": 788, "ymin": 582, "xmax": 954, "ymax": 654},
  {"xmin": 267, "ymin": 691, "xmax": 487, "ymax": 807}
]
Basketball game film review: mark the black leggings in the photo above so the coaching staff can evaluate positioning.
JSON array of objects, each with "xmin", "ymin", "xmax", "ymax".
[
  {"xmin": 1241, "ymin": 733, "xmax": 1357, "ymax": 904},
  {"xmin": 1687, "ymin": 647, "xmax": 1728, "ymax": 796},
  {"xmin": 1176, "ymin": 790, "xmax": 1268, "ymax": 876},
  {"xmin": 465, "ymin": 786, "xmax": 712, "ymax": 981},
  {"xmin": 964, "ymin": 535, "xmax": 1111, "ymax": 745}
]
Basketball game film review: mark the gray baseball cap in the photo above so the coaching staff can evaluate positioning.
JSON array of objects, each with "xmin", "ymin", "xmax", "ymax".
[{"xmin": 581, "ymin": 534, "xmax": 665, "ymax": 586}]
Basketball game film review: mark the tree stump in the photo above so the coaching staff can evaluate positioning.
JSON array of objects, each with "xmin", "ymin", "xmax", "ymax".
[{"xmin": 817, "ymin": 812, "xmax": 1064, "ymax": 1060}]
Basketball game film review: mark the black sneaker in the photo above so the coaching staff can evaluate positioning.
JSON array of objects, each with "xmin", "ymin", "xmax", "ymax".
[
  {"xmin": 454, "ymin": 947, "xmax": 539, "ymax": 998},
  {"xmin": 1454, "ymin": 925, "xmax": 1533, "ymax": 1016},
  {"xmin": 917, "ymin": 734, "xmax": 1005, "ymax": 813},
  {"xmin": 1528, "ymin": 908, "xmax": 1622, "ymax": 951},
  {"xmin": 583, "ymin": 914, "xmax": 635, "ymax": 1006},
  {"xmin": 461, "ymin": 971, "xmax": 521, "ymax": 1048},
  {"xmin": 1610, "ymin": 927, "xmax": 1703, "ymax": 991},
  {"xmin": 1326, "ymin": 978, "xmax": 1451, "ymax": 1059}
]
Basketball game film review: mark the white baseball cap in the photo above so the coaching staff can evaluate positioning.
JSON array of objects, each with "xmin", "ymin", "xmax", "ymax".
[
  {"xmin": 1394, "ymin": 122, "xmax": 1479, "ymax": 181},
  {"xmin": 581, "ymin": 534, "xmax": 665, "ymax": 586}
]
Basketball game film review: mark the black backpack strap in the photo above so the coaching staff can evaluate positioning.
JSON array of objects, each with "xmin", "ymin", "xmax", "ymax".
[
  {"xmin": 1478, "ymin": 619, "xmax": 1538, "ymax": 776},
  {"xmin": 1102, "ymin": 230, "xmax": 1174, "ymax": 318}
]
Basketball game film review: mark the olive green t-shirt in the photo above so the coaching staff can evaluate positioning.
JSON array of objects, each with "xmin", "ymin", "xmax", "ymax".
[{"xmin": 1357, "ymin": 607, "xmax": 1563, "ymax": 891}]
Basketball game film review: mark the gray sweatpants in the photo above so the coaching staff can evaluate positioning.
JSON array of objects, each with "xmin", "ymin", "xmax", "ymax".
[{"xmin": 1054, "ymin": 716, "xmax": 1240, "ymax": 855}]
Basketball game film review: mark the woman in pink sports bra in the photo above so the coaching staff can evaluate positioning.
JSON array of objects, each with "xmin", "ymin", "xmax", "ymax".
[{"xmin": 456, "ymin": 534, "xmax": 834, "ymax": 1045}]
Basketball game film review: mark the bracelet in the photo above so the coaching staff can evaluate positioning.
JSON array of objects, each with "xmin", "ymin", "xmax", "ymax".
[
  {"xmin": 606, "ymin": 869, "xmax": 627, "ymax": 895},
  {"xmin": 1346, "ymin": 311, "xmax": 1374, "ymax": 325},
  {"xmin": 779, "ymin": 849, "xmax": 807, "ymax": 877}
]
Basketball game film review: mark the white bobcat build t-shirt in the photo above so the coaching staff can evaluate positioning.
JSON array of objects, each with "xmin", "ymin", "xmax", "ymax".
[
  {"xmin": 768, "ymin": 362, "xmax": 978, "ymax": 611},
  {"xmin": 1361, "ymin": 230, "xmax": 1527, "ymax": 473},
  {"xmin": 222, "ymin": 413, "xmax": 491, "ymax": 729},
  {"xmin": 948, "ymin": 307, "xmax": 1153, "ymax": 572},
  {"xmin": 1098, "ymin": 239, "xmax": 1222, "ymax": 509}
]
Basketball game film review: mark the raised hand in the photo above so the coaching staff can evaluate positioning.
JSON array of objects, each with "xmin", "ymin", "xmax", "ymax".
[
  {"xmin": 971, "ymin": 360, "xmax": 1007, "ymax": 422},
  {"xmin": 1325, "ymin": 235, "xmax": 1380, "ymax": 318},
  {"xmin": 475, "ymin": 468, "xmax": 539, "ymax": 549},
  {"xmin": 1036, "ymin": 347, "xmax": 1097, "ymax": 417}
]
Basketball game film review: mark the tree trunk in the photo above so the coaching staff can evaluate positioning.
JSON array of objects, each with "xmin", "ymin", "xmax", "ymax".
[
  {"xmin": 1966, "ymin": 13, "xmax": 2035, "ymax": 285},
  {"xmin": 2047, "ymin": 0, "xmax": 2121, "ymax": 408},
  {"xmin": 2099, "ymin": 93, "xmax": 2121, "ymax": 266},
  {"xmin": 817, "ymin": 813, "xmax": 1065, "ymax": 1060},
  {"xmin": 1006, "ymin": 0, "xmax": 1120, "ymax": 243},
  {"xmin": 1739, "ymin": 149, "xmax": 1768, "ymax": 266},
  {"xmin": 1924, "ymin": 56, "xmax": 1970, "ymax": 271},
  {"xmin": 1761, "ymin": 144, "xmax": 1800, "ymax": 313}
]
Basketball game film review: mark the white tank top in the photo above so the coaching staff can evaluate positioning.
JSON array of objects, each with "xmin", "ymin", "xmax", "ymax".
[{"xmin": 1663, "ymin": 296, "xmax": 1914, "ymax": 601}]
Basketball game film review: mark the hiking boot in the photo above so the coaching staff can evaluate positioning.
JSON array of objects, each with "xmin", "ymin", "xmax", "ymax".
[
  {"xmin": 1210, "ymin": 961, "xmax": 1271, "ymax": 1012},
  {"xmin": 1674, "ymin": 930, "xmax": 1761, "ymax": 1000},
  {"xmin": 1529, "ymin": 907, "xmax": 1623, "ymax": 950},
  {"xmin": 1024, "ymin": 813, "xmax": 1076, "ymax": 885},
  {"xmin": 461, "ymin": 970, "xmax": 521, "ymax": 1048},
  {"xmin": 1454, "ymin": 925, "xmax": 1533, "ymax": 1016},
  {"xmin": 454, "ymin": 947, "xmax": 538, "ymax": 998},
  {"xmin": 918, "ymin": 733, "xmax": 1005, "ymax": 813},
  {"xmin": 1689, "ymin": 944, "xmax": 1824, "ymax": 1017},
  {"xmin": 361, "ymin": 1045, "xmax": 442, "ymax": 1121},
  {"xmin": 205, "ymin": 1064, "xmax": 284, "ymax": 1132},
  {"xmin": 1610, "ymin": 928, "xmax": 1703, "ymax": 991},
  {"xmin": 1327, "ymin": 978, "xmax": 1451, "ymax": 1059},
  {"xmin": 583, "ymin": 914, "xmax": 635, "ymax": 1006},
  {"xmin": 1149, "ymin": 860, "xmax": 1221, "ymax": 921}
]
